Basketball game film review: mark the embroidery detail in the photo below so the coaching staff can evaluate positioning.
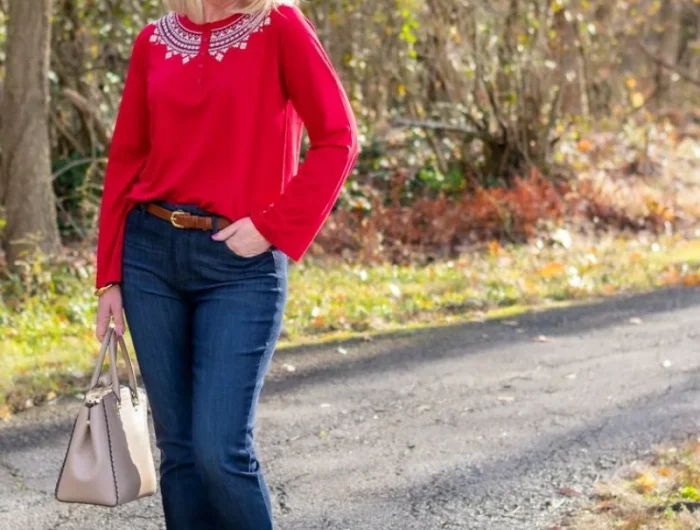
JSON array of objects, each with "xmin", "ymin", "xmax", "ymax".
[
  {"xmin": 210, "ymin": 11, "xmax": 271, "ymax": 61},
  {"xmin": 150, "ymin": 11, "xmax": 271, "ymax": 64},
  {"xmin": 151, "ymin": 13, "xmax": 201, "ymax": 64}
]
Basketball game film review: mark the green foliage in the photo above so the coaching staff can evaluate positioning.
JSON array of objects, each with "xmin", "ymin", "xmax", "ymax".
[
  {"xmin": 396, "ymin": 0, "xmax": 419, "ymax": 59},
  {"xmin": 52, "ymin": 154, "xmax": 107, "ymax": 239},
  {"xmin": 48, "ymin": 0, "xmax": 164, "ymax": 238},
  {"xmin": 679, "ymin": 486, "xmax": 700, "ymax": 502},
  {"xmin": 416, "ymin": 164, "xmax": 466, "ymax": 195}
]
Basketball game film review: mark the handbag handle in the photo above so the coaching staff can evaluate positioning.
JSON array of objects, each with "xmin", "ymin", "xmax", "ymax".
[
  {"xmin": 88, "ymin": 327, "xmax": 140, "ymax": 407},
  {"xmin": 114, "ymin": 332, "xmax": 140, "ymax": 405}
]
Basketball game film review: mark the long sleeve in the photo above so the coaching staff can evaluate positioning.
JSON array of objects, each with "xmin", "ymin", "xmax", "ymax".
[
  {"xmin": 249, "ymin": 7, "xmax": 359, "ymax": 262},
  {"xmin": 95, "ymin": 28, "xmax": 151, "ymax": 288}
]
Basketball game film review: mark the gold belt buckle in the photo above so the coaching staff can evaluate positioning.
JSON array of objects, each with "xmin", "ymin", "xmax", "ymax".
[{"xmin": 170, "ymin": 210, "xmax": 188, "ymax": 228}]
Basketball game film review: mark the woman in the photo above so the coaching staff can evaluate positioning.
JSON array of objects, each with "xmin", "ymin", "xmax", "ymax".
[{"xmin": 93, "ymin": 0, "xmax": 358, "ymax": 528}]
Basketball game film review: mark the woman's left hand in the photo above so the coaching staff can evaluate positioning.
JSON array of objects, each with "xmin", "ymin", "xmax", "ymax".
[{"xmin": 211, "ymin": 217, "xmax": 271, "ymax": 257}]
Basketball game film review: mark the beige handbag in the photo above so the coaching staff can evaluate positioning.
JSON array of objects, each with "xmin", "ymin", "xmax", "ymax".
[{"xmin": 55, "ymin": 327, "xmax": 157, "ymax": 506}]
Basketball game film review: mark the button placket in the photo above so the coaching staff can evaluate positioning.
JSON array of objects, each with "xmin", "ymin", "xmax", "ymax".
[{"xmin": 197, "ymin": 29, "xmax": 212, "ymax": 85}]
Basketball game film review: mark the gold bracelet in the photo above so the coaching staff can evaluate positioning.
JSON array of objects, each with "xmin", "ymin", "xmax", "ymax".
[{"xmin": 95, "ymin": 283, "xmax": 116, "ymax": 297}]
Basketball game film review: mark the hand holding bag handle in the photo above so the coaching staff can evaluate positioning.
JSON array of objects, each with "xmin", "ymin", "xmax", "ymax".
[
  {"xmin": 85, "ymin": 327, "xmax": 120, "ymax": 405},
  {"xmin": 92, "ymin": 328, "xmax": 140, "ymax": 408},
  {"xmin": 56, "ymin": 327, "xmax": 157, "ymax": 506}
]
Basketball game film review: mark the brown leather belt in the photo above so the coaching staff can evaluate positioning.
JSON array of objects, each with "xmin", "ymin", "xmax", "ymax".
[{"xmin": 143, "ymin": 203, "xmax": 232, "ymax": 231}]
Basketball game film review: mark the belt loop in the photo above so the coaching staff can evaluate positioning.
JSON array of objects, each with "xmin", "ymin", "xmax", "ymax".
[{"xmin": 212, "ymin": 216, "xmax": 218, "ymax": 234}]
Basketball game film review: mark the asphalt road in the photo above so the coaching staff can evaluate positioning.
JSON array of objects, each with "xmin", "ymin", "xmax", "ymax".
[{"xmin": 2, "ymin": 287, "xmax": 700, "ymax": 530}]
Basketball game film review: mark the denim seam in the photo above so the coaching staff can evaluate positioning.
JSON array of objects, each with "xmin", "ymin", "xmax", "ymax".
[
  {"xmin": 245, "ymin": 256, "xmax": 282, "ymax": 475},
  {"xmin": 246, "ymin": 348, "xmax": 269, "ymax": 474}
]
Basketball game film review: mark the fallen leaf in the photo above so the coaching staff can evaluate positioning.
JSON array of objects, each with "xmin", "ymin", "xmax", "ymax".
[
  {"xmin": 577, "ymin": 138, "xmax": 594, "ymax": 153},
  {"xmin": 634, "ymin": 473, "xmax": 656, "ymax": 494},
  {"xmin": 682, "ymin": 273, "xmax": 700, "ymax": 287},
  {"xmin": 539, "ymin": 262, "xmax": 565, "ymax": 279},
  {"xmin": 558, "ymin": 486, "xmax": 582, "ymax": 497},
  {"xmin": 659, "ymin": 268, "xmax": 681, "ymax": 286},
  {"xmin": 522, "ymin": 279, "xmax": 538, "ymax": 294},
  {"xmin": 596, "ymin": 499, "xmax": 616, "ymax": 512},
  {"xmin": 631, "ymin": 92, "xmax": 645, "ymax": 108},
  {"xmin": 658, "ymin": 467, "xmax": 673, "ymax": 477}
]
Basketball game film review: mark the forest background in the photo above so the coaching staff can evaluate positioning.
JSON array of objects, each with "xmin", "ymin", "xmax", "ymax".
[{"xmin": 0, "ymin": 0, "xmax": 699, "ymax": 415}]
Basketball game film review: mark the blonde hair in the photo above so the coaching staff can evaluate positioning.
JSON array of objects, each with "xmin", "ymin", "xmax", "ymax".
[{"xmin": 163, "ymin": 0, "xmax": 295, "ymax": 22}]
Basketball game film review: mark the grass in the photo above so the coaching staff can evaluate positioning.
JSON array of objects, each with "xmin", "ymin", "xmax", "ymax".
[
  {"xmin": 563, "ymin": 436, "xmax": 700, "ymax": 530},
  {"xmin": 2, "ymin": 231, "xmax": 700, "ymax": 418}
]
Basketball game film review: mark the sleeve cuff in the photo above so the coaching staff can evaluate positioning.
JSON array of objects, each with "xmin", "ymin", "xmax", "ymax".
[
  {"xmin": 95, "ymin": 279, "xmax": 121, "ymax": 290},
  {"xmin": 250, "ymin": 209, "xmax": 303, "ymax": 262}
]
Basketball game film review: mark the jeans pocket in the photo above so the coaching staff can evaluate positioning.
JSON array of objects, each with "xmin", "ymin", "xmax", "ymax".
[{"xmin": 221, "ymin": 240, "xmax": 272, "ymax": 260}]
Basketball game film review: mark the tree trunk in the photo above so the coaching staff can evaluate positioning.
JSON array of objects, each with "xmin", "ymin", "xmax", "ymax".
[
  {"xmin": 654, "ymin": 1, "xmax": 681, "ymax": 107},
  {"xmin": 1, "ymin": 0, "xmax": 60, "ymax": 268}
]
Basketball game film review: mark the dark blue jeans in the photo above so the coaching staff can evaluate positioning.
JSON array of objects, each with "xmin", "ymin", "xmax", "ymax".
[{"xmin": 121, "ymin": 201, "xmax": 288, "ymax": 530}]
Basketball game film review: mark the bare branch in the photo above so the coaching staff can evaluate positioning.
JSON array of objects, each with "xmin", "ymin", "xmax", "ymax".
[
  {"xmin": 637, "ymin": 42, "xmax": 700, "ymax": 88},
  {"xmin": 391, "ymin": 118, "xmax": 479, "ymax": 136},
  {"xmin": 61, "ymin": 88, "xmax": 112, "ymax": 148}
]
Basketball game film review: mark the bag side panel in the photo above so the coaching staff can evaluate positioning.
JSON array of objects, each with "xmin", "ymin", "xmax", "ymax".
[
  {"xmin": 55, "ymin": 404, "xmax": 118, "ymax": 506},
  {"xmin": 107, "ymin": 387, "xmax": 157, "ymax": 504}
]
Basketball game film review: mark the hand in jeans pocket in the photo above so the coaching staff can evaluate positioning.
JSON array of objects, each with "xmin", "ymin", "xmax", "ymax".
[{"xmin": 211, "ymin": 216, "xmax": 271, "ymax": 258}]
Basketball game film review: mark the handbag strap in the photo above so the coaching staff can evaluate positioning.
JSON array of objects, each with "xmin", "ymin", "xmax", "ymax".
[
  {"xmin": 116, "ymin": 334, "xmax": 140, "ymax": 404},
  {"xmin": 89, "ymin": 327, "xmax": 118, "ymax": 396},
  {"xmin": 88, "ymin": 327, "xmax": 140, "ymax": 407}
]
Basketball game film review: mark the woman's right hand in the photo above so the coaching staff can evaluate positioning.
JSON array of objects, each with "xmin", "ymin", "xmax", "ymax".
[{"xmin": 95, "ymin": 284, "xmax": 126, "ymax": 342}]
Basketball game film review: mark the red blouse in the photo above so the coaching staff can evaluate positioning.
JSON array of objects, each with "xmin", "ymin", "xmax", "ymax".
[{"xmin": 95, "ymin": 5, "xmax": 359, "ymax": 288}]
